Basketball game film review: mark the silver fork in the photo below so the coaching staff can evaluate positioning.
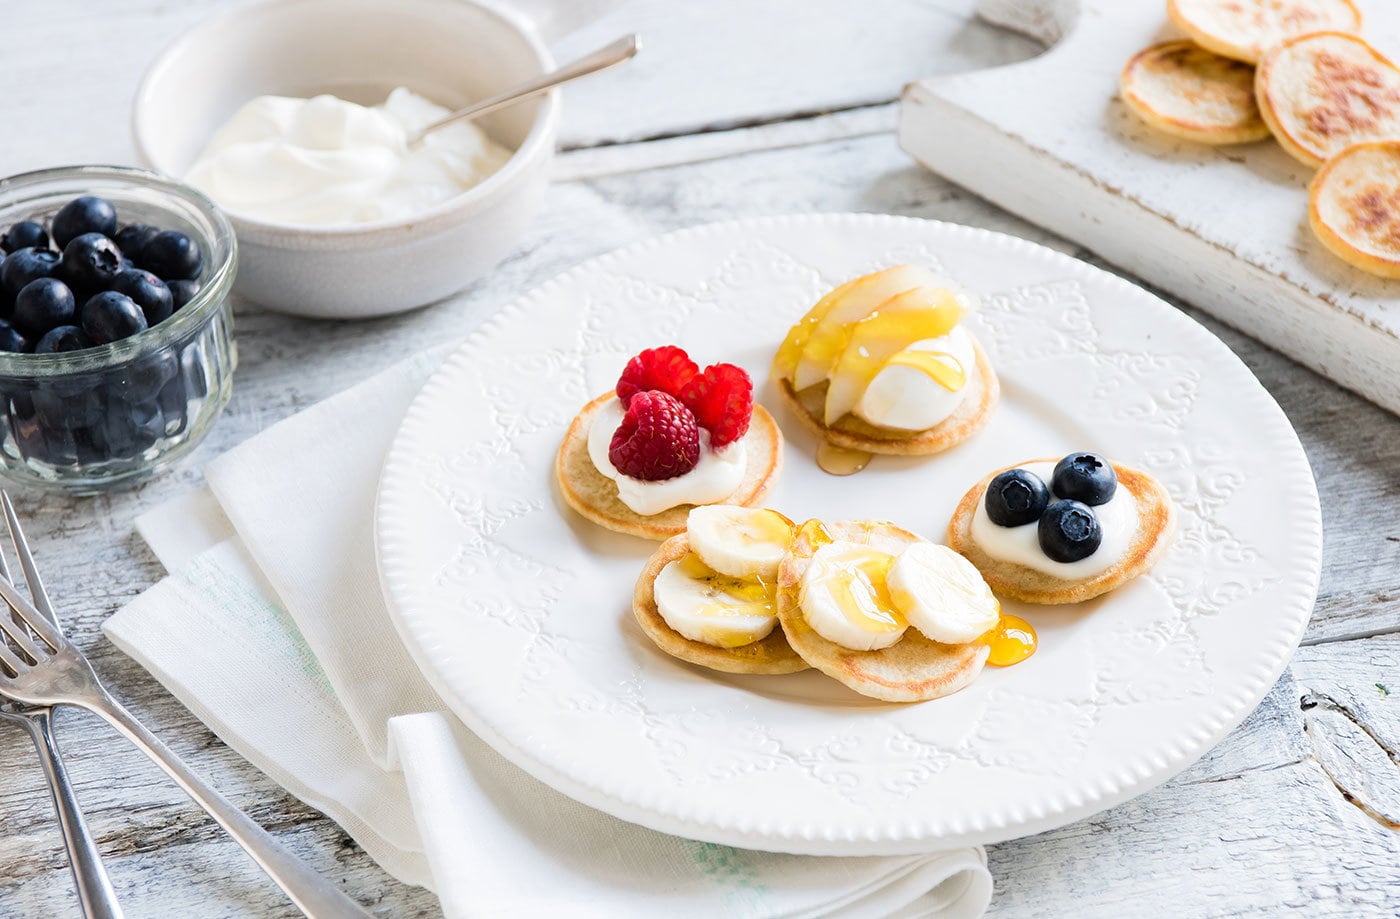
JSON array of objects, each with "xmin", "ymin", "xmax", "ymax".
[
  {"xmin": 0, "ymin": 492, "xmax": 372, "ymax": 919},
  {"xmin": 0, "ymin": 493, "xmax": 123, "ymax": 919},
  {"xmin": 0, "ymin": 495, "xmax": 124, "ymax": 919}
]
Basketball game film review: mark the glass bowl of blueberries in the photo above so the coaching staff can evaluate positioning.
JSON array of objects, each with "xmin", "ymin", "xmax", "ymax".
[{"xmin": 0, "ymin": 165, "xmax": 236, "ymax": 490}]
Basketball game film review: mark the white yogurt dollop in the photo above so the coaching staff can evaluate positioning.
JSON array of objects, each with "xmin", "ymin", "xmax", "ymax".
[
  {"xmin": 185, "ymin": 88, "xmax": 512, "ymax": 225},
  {"xmin": 854, "ymin": 326, "xmax": 977, "ymax": 431},
  {"xmin": 586, "ymin": 398, "xmax": 747, "ymax": 516},
  {"xmin": 970, "ymin": 461, "xmax": 1137, "ymax": 578}
]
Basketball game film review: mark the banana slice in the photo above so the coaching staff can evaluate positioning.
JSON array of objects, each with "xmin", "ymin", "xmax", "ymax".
[
  {"xmin": 653, "ymin": 553, "xmax": 777, "ymax": 648},
  {"xmin": 687, "ymin": 505, "xmax": 794, "ymax": 579},
  {"xmin": 798, "ymin": 540, "xmax": 908, "ymax": 651},
  {"xmin": 886, "ymin": 542, "xmax": 1000, "ymax": 644}
]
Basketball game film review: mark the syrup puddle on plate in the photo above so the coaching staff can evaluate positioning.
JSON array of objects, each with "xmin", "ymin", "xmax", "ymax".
[{"xmin": 816, "ymin": 443, "xmax": 873, "ymax": 476}]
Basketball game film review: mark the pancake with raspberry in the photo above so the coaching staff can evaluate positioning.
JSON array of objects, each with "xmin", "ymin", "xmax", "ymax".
[{"xmin": 556, "ymin": 345, "xmax": 784, "ymax": 540}]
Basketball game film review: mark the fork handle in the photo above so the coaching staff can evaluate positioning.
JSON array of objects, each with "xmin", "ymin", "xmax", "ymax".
[
  {"xmin": 21, "ymin": 709, "xmax": 124, "ymax": 919},
  {"xmin": 85, "ymin": 695, "xmax": 372, "ymax": 919}
]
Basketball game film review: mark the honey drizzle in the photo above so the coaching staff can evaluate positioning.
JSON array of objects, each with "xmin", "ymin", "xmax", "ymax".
[
  {"xmin": 816, "ymin": 443, "xmax": 873, "ymax": 476},
  {"xmin": 884, "ymin": 349, "xmax": 966, "ymax": 391},
  {"xmin": 978, "ymin": 614, "xmax": 1037, "ymax": 667}
]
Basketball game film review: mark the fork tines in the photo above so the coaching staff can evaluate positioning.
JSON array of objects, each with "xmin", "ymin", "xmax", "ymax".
[{"xmin": 0, "ymin": 493, "xmax": 62, "ymax": 673}]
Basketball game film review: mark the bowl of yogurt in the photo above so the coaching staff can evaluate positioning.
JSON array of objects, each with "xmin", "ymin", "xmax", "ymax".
[{"xmin": 133, "ymin": 0, "xmax": 559, "ymax": 318}]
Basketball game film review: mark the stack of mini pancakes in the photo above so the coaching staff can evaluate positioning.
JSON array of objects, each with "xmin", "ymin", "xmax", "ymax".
[{"xmin": 1120, "ymin": 0, "xmax": 1400, "ymax": 279}]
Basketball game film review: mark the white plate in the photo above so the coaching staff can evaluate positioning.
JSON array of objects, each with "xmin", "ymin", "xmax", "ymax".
[{"xmin": 375, "ymin": 213, "xmax": 1321, "ymax": 854}]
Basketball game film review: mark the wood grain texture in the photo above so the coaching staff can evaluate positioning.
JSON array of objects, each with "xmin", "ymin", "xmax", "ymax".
[{"xmin": 0, "ymin": 1, "xmax": 1395, "ymax": 916}]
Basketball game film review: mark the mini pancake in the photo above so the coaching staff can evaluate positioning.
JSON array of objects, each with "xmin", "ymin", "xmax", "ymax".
[
  {"xmin": 556, "ymin": 392, "xmax": 783, "ymax": 540},
  {"xmin": 1309, "ymin": 141, "xmax": 1400, "ymax": 278},
  {"xmin": 1120, "ymin": 41, "xmax": 1271, "ymax": 145},
  {"xmin": 1167, "ymin": 0, "xmax": 1362, "ymax": 64},
  {"xmin": 946, "ymin": 460, "xmax": 1174, "ymax": 605},
  {"xmin": 775, "ymin": 336, "xmax": 998, "ymax": 457},
  {"xmin": 776, "ymin": 520, "xmax": 989, "ymax": 703},
  {"xmin": 1256, "ymin": 32, "xmax": 1400, "ymax": 168},
  {"xmin": 632, "ymin": 533, "xmax": 809, "ymax": 674}
]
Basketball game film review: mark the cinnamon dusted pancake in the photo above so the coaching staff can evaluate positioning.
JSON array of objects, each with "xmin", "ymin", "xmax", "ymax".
[
  {"xmin": 1256, "ymin": 32, "xmax": 1400, "ymax": 168},
  {"xmin": 1120, "ymin": 41, "xmax": 1271, "ymax": 145},
  {"xmin": 1309, "ymin": 141, "xmax": 1400, "ymax": 278},
  {"xmin": 1167, "ymin": 0, "xmax": 1362, "ymax": 64}
]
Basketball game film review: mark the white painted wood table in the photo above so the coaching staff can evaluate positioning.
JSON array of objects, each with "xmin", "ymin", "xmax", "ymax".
[{"xmin": 1, "ymin": 1, "xmax": 1397, "ymax": 916}]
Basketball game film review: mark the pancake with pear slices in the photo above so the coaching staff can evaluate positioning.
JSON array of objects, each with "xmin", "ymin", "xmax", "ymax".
[
  {"xmin": 776, "ymin": 520, "xmax": 991, "ymax": 703},
  {"xmin": 772, "ymin": 266, "xmax": 998, "ymax": 457}
]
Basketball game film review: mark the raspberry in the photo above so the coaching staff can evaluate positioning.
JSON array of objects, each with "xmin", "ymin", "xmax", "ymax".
[
  {"xmin": 608, "ymin": 391, "xmax": 700, "ymax": 481},
  {"xmin": 679, "ymin": 363, "xmax": 753, "ymax": 448},
  {"xmin": 616, "ymin": 346, "xmax": 699, "ymax": 406}
]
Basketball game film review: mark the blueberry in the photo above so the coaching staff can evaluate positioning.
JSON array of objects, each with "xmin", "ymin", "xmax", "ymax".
[
  {"xmin": 0, "ymin": 319, "xmax": 30, "ymax": 353},
  {"xmin": 2, "ymin": 221, "xmax": 50, "ymax": 253},
  {"xmin": 103, "ymin": 399, "xmax": 164, "ymax": 458},
  {"xmin": 110, "ymin": 268, "xmax": 173, "ymax": 325},
  {"xmin": 139, "ymin": 230, "xmax": 203, "ymax": 281},
  {"xmin": 1, "ymin": 247, "xmax": 61, "ymax": 300},
  {"xmin": 157, "ymin": 375, "xmax": 189, "ymax": 435},
  {"xmin": 34, "ymin": 325, "xmax": 90, "ymax": 354},
  {"xmin": 1038, "ymin": 500, "xmax": 1103, "ymax": 563},
  {"xmin": 81, "ymin": 291, "xmax": 147, "ymax": 344},
  {"xmin": 113, "ymin": 351, "xmax": 178, "ymax": 403},
  {"xmin": 984, "ymin": 467, "xmax": 1050, "ymax": 527},
  {"xmin": 1051, "ymin": 452, "xmax": 1117, "ymax": 506},
  {"xmin": 180, "ymin": 341, "xmax": 208, "ymax": 398},
  {"xmin": 8, "ymin": 395, "xmax": 48, "ymax": 463},
  {"xmin": 60, "ymin": 233, "xmax": 125, "ymax": 295},
  {"xmin": 13, "ymin": 278, "xmax": 77, "ymax": 338},
  {"xmin": 51, "ymin": 196, "xmax": 117, "ymax": 249},
  {"xmin": 33, "ymin": 386, "xmax": 102, "ymax": 429},
  {"xmin": 113, "ymin": 224, "xmax": 159, "ymax": 263},
  {"xmin": 167, "ymin": 278, "xmax": 201, "ymax": 310}
]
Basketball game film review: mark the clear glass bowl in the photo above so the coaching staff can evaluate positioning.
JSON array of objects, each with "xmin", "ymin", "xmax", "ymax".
[{"xmin": 0, "ymin": 166, "xmax": 236, "ymax": 491}]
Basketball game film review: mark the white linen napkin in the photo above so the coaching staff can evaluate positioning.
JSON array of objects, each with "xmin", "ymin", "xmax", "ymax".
[{"xmin": 103, "ymin": 352, "xmax": 995, "ymax": 919}]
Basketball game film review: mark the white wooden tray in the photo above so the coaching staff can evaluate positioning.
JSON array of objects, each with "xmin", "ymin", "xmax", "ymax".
[{"xmin": 899, "ymin": 0, "xmax": 1400, "ymax": 415}]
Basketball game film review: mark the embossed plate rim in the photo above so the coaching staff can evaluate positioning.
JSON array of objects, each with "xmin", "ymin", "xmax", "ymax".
[{"xmin": 375, "ymin": 213, "xmax": 1321, "ymax": 854}]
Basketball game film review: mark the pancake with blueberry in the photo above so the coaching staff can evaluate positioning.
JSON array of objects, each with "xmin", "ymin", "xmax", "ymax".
[
  {"xmin": 556, "ymin": 346, "xmax": 783, "ymax": 540},
  {"xmin": 946, "ymin": 453, "xmax": 1174, "ymax": 605}
]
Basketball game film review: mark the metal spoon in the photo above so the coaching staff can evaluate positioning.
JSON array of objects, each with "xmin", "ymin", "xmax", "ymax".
[{"xmin": 411, "ymin": 34, "xmax": 639, "ymax": 145}]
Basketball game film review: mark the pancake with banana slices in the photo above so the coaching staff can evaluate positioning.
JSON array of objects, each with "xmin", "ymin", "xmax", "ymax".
[
  {"xmin": 1167, "ymin": 0, "xmax": 1361, "ymax": 64},
  {"xmin": 633, "ymin": 531, "xmax": 809, "ymax": 674},
  {"xmin": 776, "ymin": 520, "xmax": 990, "ymax": 703},
  {"xmin": 1309, "ymin": 140, "xmax": 1400, "ymax": 278},
  {"xmin": 1256, "ymin": 32, "xmax": 1400, "ymax": 168},
  {"xmin": 1120, "ymin": 41, "xmax": 1271, "ymax": 145}
]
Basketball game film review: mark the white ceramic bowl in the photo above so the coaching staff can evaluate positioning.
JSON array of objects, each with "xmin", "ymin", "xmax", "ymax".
[{"xmin": 133, "ymin": 0, "xmax": 558, "ymax": 319}]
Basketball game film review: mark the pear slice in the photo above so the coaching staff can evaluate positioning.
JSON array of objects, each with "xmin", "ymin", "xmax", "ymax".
[
  {"xmin": 823, "ymin": 285, "xmax": 965, "ymax": 424},
  {"xmin": 775, "ymin": 265, "xmax": 943, "ymax": 392}
]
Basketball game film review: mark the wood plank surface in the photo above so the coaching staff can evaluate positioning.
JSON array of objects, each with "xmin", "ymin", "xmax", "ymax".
[{"xmin": 0, "ymin": 1, "xmax": 1395, "ymax": 917}]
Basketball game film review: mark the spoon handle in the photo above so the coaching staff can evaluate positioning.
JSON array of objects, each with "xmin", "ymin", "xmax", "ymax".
[{"xmin": 412, "ymin": 34, "xmax": 639, "ymax": 143}]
